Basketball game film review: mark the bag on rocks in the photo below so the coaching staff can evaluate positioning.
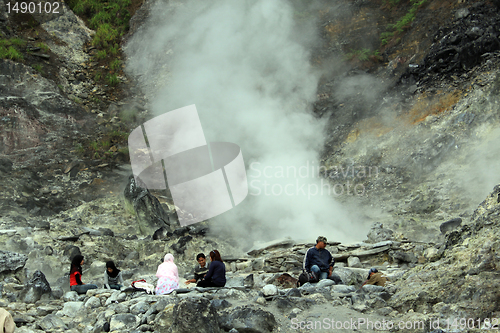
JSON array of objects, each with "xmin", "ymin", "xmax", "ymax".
[
  {"xmin": 131, "ymin": 279, "xmax": 155, "ymax": 294},
  {"xmin": 297, "ymin": 270, "xmax": 318, "ymax": 287}
]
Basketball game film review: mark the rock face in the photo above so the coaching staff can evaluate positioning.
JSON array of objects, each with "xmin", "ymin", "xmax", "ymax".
[
  {"xmin": 0, "ymin": 251, "xmax": 27, "ymax": 273},
  {"xmin": 123, "ymin": 175, "xmax": 172, "ymax": 235},
  {"xmin": 219, "ymin": 306, "xmax": 277, "ymax": 333},
  {"xmin": 170, "ymin": 298, "xmax": 220, "ymax": 333},
  {"xmin": 22, "ymin": 270, "xmax": 51, "ymax": 303}
]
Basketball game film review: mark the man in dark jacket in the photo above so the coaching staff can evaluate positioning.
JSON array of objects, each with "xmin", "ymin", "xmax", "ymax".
[{"xmin": 304, "ymin": 236, "xmax": 334, "ymax": 280}]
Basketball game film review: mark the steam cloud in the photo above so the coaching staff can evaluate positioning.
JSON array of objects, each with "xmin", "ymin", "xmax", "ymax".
[{"xmin": 125, "ymin": 0, "xmax": 368, "ymax": 248}]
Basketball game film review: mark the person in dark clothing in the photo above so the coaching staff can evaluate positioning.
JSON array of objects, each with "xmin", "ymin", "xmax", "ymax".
[
  {"xmin": 304, "ymin": 236, "xmax": 334, "ymax": 280},
  {"xmin": 196, "ymin": 250, "xmax": 226, "ymax": 287},
  {"xmin": 185, "ymin": 253, "xmax": 210, "ymax": 285},
  {"xmin": 104, "ymin": 261, "xmax": 124, "ymax": 290},
  {"xmin": 69, "ymin": 255, "xmax": 98, "ymax": 294}
]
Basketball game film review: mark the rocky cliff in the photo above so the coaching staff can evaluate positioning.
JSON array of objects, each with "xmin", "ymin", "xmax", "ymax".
[{"xmin": 1, "ymin": 0, "xmax": 500, "ymax": 332}]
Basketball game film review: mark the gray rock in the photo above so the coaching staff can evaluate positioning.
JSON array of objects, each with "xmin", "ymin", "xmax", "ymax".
[
  {"xmin": 219, "ymin": 306, "xmax": 277, "ymax": 333},
  {"xmin": 332, "ymin": 268, "xmax": 363, "ymax": 285},
  {"xmin": 62, "ymin": 301, "xmax": 84, "ymax": 317},
  {"xmin": 170, "ymin": 298, "xmax": 220, "ymax": 333},
  {"xmin": 39, "ymin": 314, "xmax": 68, "ymax": 331},
  {"xmin": 390, "ymin": 251, "xmax": 418, "ymax": 264},
  {"xmin": 362, "ymin": 284, "xmax": 386, "ymax": 293},
  {"xmin": 63, "ymin": 291, "xmax": 79, "ymax": 302},
  {"xmin": 331, "ymin": 285, "xmax": 355, "ymax": 293},
  {"xmin": 0, "ymin": 158, "xmax": 13, "ymax": 173},
  {"xmin": 22, "ymin": 270, "xmax": 51, "ymax": 303},
  {"xmin": 85, "ymin": 296, "xmax": 102, "ymax": 309},
  {"xmin": 123, "ymin": 175, "xmax": 172, "ymax": 235},
  {"xmin": 51, "ymin": 286, "xmax": 64, "ymax": 299},
  {"xmin": 440, "ymin": 218, "xmax": 462, "ymax": 234},
  {"xmin": 366, "ymin": 222, "xmax": 394, "ymax": 243},
  {"xmin": 130, "ymin": 301, "xmax": 149, "ymax": 315},
  {"xmin": 347, "ymin": 256, "xmax": 362, "ymax": 268},
  {"xmin": 0, "ymin": 250, "xmax": 28, "ymax": 273},
  {"xmin": 316, "ymin": 279, "xmax": 335, "ymax": 288},
  {"xmin": 262, "ymin": 284, "xmax": 278, "ymax": 296},
  {"xmin": 110, "ymin": 313, "xmax": 140, "ymax": 331}
]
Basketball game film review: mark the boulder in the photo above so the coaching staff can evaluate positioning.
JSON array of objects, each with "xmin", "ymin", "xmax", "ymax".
[
  {"xmin": 262, "ymin": 284, "xmax": 278, "ymax": 297},
  {"xmin": 110, "ymin": 313, "xmax": 140, "ymax": 331},
  {"xmin": 22, "ymin": 270, "xmax": 52, "ymax": 303},
  {"xmin": 0, "ymin": 251, "xmax": 28, "ymax": 273},
  {"xmin": 39, "ymin": 314, "xmax": 67, "ymax": 331},
  {"xmin": 219, "ymin": 306, "xmax": 277, "ymax": 333},
  {"xmin": 123, "ymin": 175, "xmax": 172, "ymax": 235},
  {"xmin": 62, "ymin": 301, "xmax": 84, "ymax": 317},
  {"xmin": 347, "ymin": 256, "xmax": 362, "ymax": 268},
  {"xmin": 170, "ymin": 298, "xmax": 220, "ymax": 333},
  {"xmin": 332, "ymin": 268, "xmax": 363, "ymax": 285},
  {"xmin": 366, "ymin": 222, "xmax": 394, "ymax": 243}
]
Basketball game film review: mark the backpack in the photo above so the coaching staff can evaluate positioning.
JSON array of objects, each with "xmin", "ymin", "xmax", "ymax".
[{"xmin": 297, "ymin": 270, "xmax": 318, "ymax": 287}]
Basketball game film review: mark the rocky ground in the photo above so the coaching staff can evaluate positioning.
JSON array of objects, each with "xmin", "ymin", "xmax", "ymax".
[{"xmin": 1, "ymin": 0, "xmax": 500, "ymax": 332}]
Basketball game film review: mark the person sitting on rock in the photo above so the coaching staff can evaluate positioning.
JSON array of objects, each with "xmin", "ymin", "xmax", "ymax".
[
  {"xmin": 304, "ymin": 236, "xmax": 335, "ymax": 281},
  {"xmin": 362, "ymin": 268, "xmax": 389, "ymax": 287},
  {"xmin": 0, "ymin": 308, "xmax": 15, "ymax": 333},
  {"xmin": 69, "ymin": 255, "xmax": 98, "ymax": 294},
  {"xmin": 185, "ymin": 253, "xmax": 210, "ymax": 285},
  {"xmin": 104, "ymin": 260, "xmax": 124, "ymax": 290},
  {"xmin": 196, "ymin": 250, "xmax": 226, "ymax": 288},
  {"xmin": 155, "ymin": 253, "xmax": 179, "ymax": 295}
]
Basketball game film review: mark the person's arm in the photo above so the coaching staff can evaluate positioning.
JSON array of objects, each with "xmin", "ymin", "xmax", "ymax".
[
  {"xmin": 118, "ymin": 272, "xmax": 124, "ymax": 286},
  {"xmin": 304, "ymin": 248, "xmax": 312, "ymax": 272},
  {"xmin": 104, "ymin": 271, "xmax": 110, "ymax": 289},
  {"xmin": 173, "ymin": 265, "xmax": 179, "ymax": 279},
  {"xmin": 75, "ymin": 272, "xmax": 83, "ymax": 285},
  {"xmin": 185, "ymin": 278, "xmax": 196, "ymax": 284},
  {"xmin": 328, "ymin": 252, "xmax": 334, "ymax": 277},
  {"xmin": 203, "ymin": 262, "xmax": 215, "ymax": 281}
]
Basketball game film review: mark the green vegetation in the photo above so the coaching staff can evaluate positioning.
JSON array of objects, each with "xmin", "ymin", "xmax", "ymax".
[
  {"xmin": 345, "ymin": 48, "xmax": 381, "ymax": 63},
  {"xmin": 76, "ymin": 129, "xmax": 129, "ymax": 160},
  {"xmin": 110, "ymin": 59, "xmax": 121, "ymax": 71},
  {"xmin": 66, "ymin": 0, "xmax": 131, "ymax": 86},
  {"xmin": 380, "ymin": 0, "xmax": 427, "ymax": 45},
  {"xmin": 0, "ymin": 38, "xmax": 26, "ymax": 61},
  {"xmin": 96, "ymin": 49, "xmax": 107, "ymax": 60},
  {"xmin": 36, "ymin": 42, "xmax": 50, "ymax": 53},
  {"xmin": 94, "ymin": 71, "xmax": 102, "ymax": 82},
  {"xmin": 106, "ymin": 74, "xmax": 120, "ymax": 86},
  {"xmin": 32, "ymin": 64, "xmax": 43, "ymax": 73}
]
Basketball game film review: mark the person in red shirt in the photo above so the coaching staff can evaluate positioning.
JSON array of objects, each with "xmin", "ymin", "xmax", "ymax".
[{"xmin": 70, "ymin": 255, "xmax": 98, "ymax": 294}]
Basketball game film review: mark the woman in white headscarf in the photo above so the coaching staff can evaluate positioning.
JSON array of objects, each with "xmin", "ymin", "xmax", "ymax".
[{"xmin": 155, "ymin": 253, "xmax": 179, "ymax": 295}]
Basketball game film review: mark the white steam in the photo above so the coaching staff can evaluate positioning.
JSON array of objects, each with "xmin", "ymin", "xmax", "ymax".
[{"xmin": 125, "ymin": 0, "xmax": 368, "ymax": 247}]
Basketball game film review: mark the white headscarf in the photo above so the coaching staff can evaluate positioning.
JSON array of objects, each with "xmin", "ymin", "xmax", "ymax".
[{"xmin": 156, "ymin": 253, "xmax": 179, "ymax": 279}]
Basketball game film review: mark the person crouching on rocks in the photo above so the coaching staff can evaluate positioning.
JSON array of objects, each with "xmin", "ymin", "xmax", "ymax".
[
  {"xmin": 196, "ymin": 250, "xmax": 226, "ymax": 288},
  {"xmin": 69, "ymin": 255, "xmax": 98, "ymax": 294},
  {"xmin": 362, "ymin": 268, "xmax": 389, "ymax": 287},
  {"xmin": 104, "ymin": 261, "xmax": 124, "ymax": 290},
  {"xmin": 185, "ymin": 253, "xmax": 210, "ymax": 285},
  {"xmin": 155, "ymin": 253, "xmax": 179, "ymax": 295}
]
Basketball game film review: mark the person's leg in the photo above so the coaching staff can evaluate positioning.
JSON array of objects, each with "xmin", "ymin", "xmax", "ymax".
[
  {"xmin": 318, "ymin": 271, "xmax": 328, "ymax": 280},
  {"xmin": 109, "ymin": 284, "xmax": 121, "ymax": 290},
  {"xmin": 73, "ymin": 284, "xmax": 98, "ymax": 294},
  {"xmin": 197, "ymin": 280, "xmax": 218, "ymax": 288},
  {"xmin": 310, "ymin": 265, "xmax": 320, "ymax": 276}
]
